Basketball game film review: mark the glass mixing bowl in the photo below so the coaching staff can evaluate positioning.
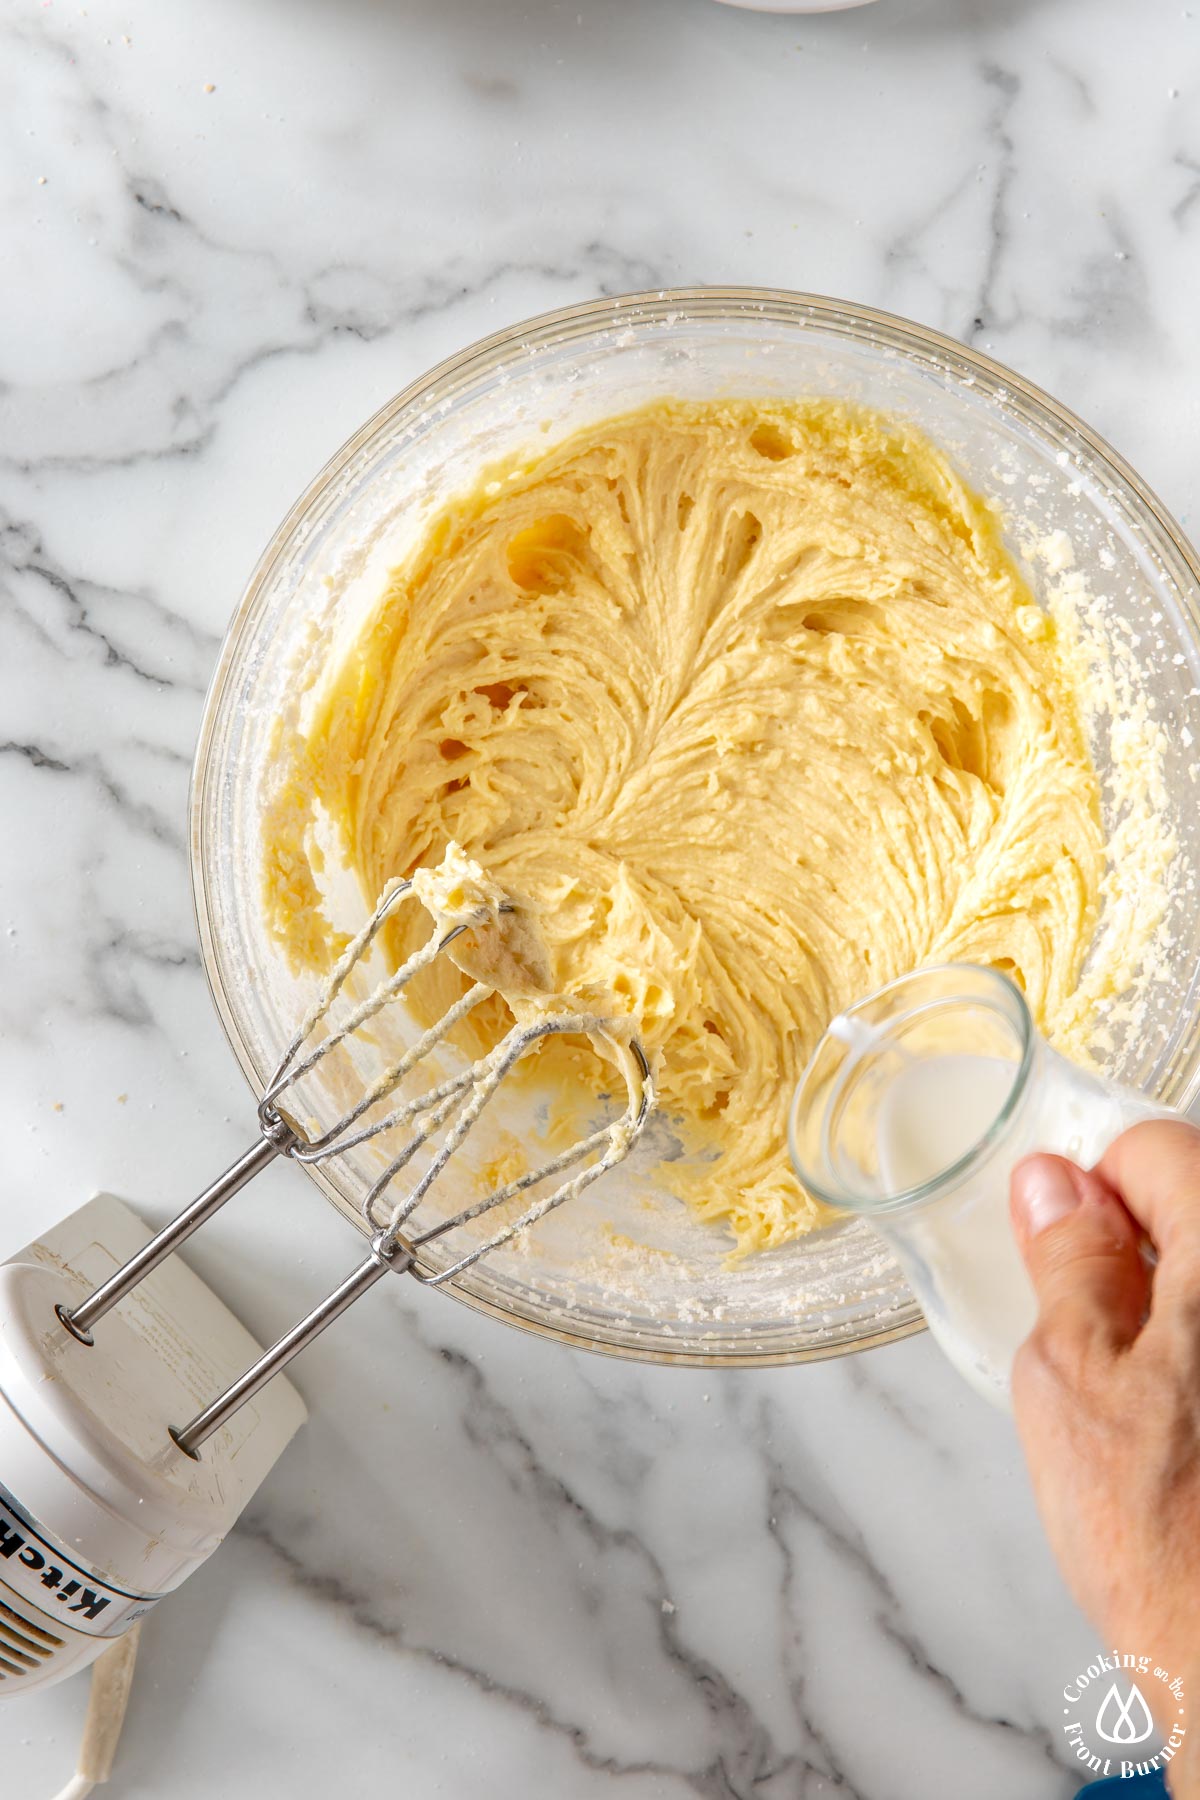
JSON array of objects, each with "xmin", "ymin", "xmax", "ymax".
[{"xmin": 190, "ymin": 289, "xmax": 1200, "ymax": 1367}]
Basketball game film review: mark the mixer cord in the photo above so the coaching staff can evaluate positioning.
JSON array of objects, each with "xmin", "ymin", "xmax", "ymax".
[{"xmin": 45, "ymin": 1626, "xmax": 142, "ymax": 1800}]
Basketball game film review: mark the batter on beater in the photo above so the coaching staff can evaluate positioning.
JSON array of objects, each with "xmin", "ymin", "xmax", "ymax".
[{"xmin": 264, "ymin": 398, "xmax": 1114, "ymax": 1254}]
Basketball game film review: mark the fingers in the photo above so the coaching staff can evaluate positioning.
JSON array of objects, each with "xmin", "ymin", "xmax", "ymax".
[
  {"xmin": 1096, "ymin": 1119, "xmax": 1200, "ymax": 1301},
  {"xmin": 1010, "ymin": 1153, "xmax": 1150, "ymax": 1357}
]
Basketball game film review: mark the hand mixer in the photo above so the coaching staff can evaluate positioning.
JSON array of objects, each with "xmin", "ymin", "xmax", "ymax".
[{"xmin": 0, "ymin": 871, "xmax": 653, "ymax": 1703}]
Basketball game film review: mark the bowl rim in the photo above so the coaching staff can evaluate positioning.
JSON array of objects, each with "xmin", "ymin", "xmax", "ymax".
[{"xmin": 187, "ymin": 284, "xmax": 1200, "ymax": 1367}]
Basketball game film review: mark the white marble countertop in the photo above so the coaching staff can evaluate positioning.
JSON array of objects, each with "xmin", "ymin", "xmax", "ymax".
[{"xmin": 2, "ymin": 0, "xmax": 1198, "ymax": 1793}]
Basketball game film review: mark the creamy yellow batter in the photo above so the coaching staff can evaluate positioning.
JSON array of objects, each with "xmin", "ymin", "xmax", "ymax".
[{"xmin": 264, "ymin": 399, "xmax": 1106, "ymax": 1253}]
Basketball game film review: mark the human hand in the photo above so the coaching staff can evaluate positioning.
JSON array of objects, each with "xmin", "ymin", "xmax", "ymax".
[{"xmin": 1009, "ymin": 1121, "xmax": 1200, "ymax": 1794}]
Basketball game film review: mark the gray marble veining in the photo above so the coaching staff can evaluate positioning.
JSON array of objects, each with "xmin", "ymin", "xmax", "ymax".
[{"xmin": 2, "ymin": 0, "xmax": 1197, "ymax": 1792}]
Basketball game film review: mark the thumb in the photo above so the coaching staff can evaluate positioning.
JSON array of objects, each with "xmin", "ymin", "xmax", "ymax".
[{"xmin": 1009, "ymin": 1154, "xmax": 1149, "ymax": 1355}]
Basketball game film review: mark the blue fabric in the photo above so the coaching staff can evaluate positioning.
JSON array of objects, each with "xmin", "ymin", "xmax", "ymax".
[{"xmin": 1077, "ymin": 1772, "xmax": 1168, "ymax": 1796}]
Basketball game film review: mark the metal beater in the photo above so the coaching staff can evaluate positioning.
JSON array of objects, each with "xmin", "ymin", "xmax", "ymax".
[
  {"xmin": 0, "ymin": 860, "xmax": 651, "ymax": 1738},
  {"xmin": 54, "ymin": 872, "xmax": 654, "ymax": 1459}
]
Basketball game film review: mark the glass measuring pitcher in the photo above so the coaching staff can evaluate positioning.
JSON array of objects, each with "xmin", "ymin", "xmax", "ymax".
[{"xmin": 788, "ymin": 965, "xmax": 1169, "ymax": 1405}]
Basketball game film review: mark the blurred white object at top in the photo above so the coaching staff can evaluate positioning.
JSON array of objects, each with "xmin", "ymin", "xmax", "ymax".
[{"xmin": 715, "ymin": 0, "xmax": 877, "ymax": 11}]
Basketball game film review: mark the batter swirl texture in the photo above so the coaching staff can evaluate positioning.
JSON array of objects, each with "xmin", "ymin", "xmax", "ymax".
[{"xmin": 265, "ymin": 400, "xmax": 1103, "ymax": 1252}]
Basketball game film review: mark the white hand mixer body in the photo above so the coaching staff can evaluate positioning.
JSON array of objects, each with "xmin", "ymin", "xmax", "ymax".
[{"xmin": 0, "ymin": 1195, "xmax": 306, "ymax": 1695}]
